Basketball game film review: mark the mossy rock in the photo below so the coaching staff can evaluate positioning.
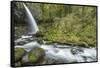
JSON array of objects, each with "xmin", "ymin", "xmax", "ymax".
[
  {"xmin": 28, "ymin": 52, "xmax": 38, "ymax": 63},
  {"xmin": 15, "ymin": 48, "xmax": 25, "ymax": 62},
  {"xmin": 31, "ymin": 48, "xmax": 45, "ymax": 57},
  {"xmin": 36, "ymin": 48, "xmax": 45, "ymax": 53},
  {"xmin": 28, "ymin": 48, "xmax": 45, "ymax": 62},
  {"xmin": 22, "ymin": 47, "xmax": 45, "ymax": 65}
]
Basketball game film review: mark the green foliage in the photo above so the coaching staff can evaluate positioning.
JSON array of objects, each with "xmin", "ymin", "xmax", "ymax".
[{"xmin": 15, "ymin": 2, "xmax": 97, "ymax": 47}]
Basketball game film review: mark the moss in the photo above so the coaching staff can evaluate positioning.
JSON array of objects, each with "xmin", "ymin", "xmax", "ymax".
[
  {"xmin": 28, "ymin": 52, "xmax": 37, "ymax": 63},
  {"xmin": 15, "ymin": 48, "xmax": 25, "ymax": 62},
  {"xmin": 15, "ymin": 4, "xmax": 96, "ymax": 47},
  {"xmin": 37, "ymin": 48, "xmax": 45, "ymax": 53}
]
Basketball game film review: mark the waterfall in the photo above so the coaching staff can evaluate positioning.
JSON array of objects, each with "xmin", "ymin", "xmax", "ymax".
[{"xmin": 23, "ymin": 3, "xmax": 39, "ymax": 34}]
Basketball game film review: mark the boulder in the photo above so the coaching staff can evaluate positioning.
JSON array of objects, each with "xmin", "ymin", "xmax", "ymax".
[
  {"xmin": 22, "ymin": 47, "xmax": 45, "ymax": 65},
  {"xmin": 15, "ymin": 48, "xmax": 26, "ymax": 62},
  {"xmin": 71, "ymin": 47, "xmax": 84, "ymax": 55},
  {"xmin": 17, "ymin": 41, "xmax": 26, "ymax": 45}
]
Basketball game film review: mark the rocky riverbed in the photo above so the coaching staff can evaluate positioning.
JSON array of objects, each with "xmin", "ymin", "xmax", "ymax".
[{"xmin": 14, "ymin": 35, "xmax": 97, "ymax": 66}]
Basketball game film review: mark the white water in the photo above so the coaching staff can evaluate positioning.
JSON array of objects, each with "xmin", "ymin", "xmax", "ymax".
[
  {"xmin": 15, "ymin": 37, "xmax": 97, "ymax": 63},
  {"xmin": 41, "ymin": 44, "xmax": 96, "ymax": 62},
  {"xmin": 23, "ymin": 3, "xmax": 39, "ymax": 34}
]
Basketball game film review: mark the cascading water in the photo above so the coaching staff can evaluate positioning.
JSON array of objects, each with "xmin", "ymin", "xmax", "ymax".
[
  {"xmin": 15, "ymin": 3, "xmax": 97, "ymax": 64},
  {"xmin": 23, "ymin": 3, "xmax": 39, "ymax": 34}
]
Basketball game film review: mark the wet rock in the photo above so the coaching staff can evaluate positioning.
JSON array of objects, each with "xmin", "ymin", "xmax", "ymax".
[
  {"xmin": 25, "ymin": 38, "xmax": 34, "ymax": 42},
  {"xmin": 15, "ymin": 38, "xmax": 26, "ymax": 45},
  {"xmin": 22, "ymin": 47, "xmax": 45, "ymax": 65},
  {"xmin": 15, "ymin": 48, "xmax": 26, "ymax": 62},
  {"xmin": 36, "ymin": 38, "xmax": 45, "ymax": 44},
  {"xmin": 71, "ymin": 47, "xmax": 84, "ymax": 55},
  {"xmin": 17, "ymin": 41, "xmax": 26, "ymax": 45},
  {"xmin": 33, "ymin": 31, "xmax": 44, "ymax": 37}
]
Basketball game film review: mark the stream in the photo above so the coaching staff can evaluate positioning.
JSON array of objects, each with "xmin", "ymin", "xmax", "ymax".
[{"xmin": 15, "ymin": 35, "xmax": 97, "ymax": 64}]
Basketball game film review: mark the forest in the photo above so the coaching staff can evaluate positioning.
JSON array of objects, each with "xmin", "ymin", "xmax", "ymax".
[{"xmin": 14, "ymin": 2, "xmax": 97, "ymax": 47}]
